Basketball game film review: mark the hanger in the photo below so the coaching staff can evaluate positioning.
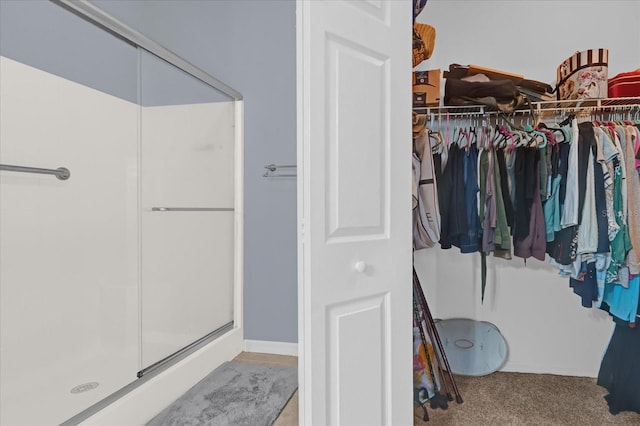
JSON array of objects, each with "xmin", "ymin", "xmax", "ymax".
[
  {"xmin": 478, "ymin": 116, "xmax": 491, "ymax": 150},
  {"xmin": 468, "ymin": 126, "xmax": 478, "ymax": 150},
  {"xmin": 533, "ymin": 129, "xmax": 548, "ymax": 149},
  {"xmin": 499, "ymin": 125, "xmax": 516, "ymax": 151},
  {"xmin": 537, "ymin": 119, "xmax": 570, "ymax": 144},
  {"xmin": 491, "ymin": 124, "xmax": 502, "ymax": 149},
  {"xmin": 463, "ymin": 113, "xmax": 476, "ymax": 149},
  {"xmin": 429, "ymin": 129, "xmax": 444, "ymax": 154},
  {"xmin": 522, "ymin": 122, "xmax": 547, "ymax": 149},
  {"xmin": 558, "ymin": 113, "xmax": 574, "ymax": 127},
  {"xmin": 514, "ymin": 114, "xmax": 530, "ymax": 147},
  {"xmin": 537, "ymin": 126, "xmax": 557, "ymax": 147},
  {"xmin": 487, "ymin": 117, "xmax": 496, "ymax": 150},
  {"xmin": 464, "ymin": 128, "xmax": 473, "ymax": 149}
]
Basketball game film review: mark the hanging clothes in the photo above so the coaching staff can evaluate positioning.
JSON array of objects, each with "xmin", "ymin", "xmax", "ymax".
[
  {"xmin": 439, "ymin": 143, "xmax": 469, "ymax": 250},
  {"xmin": 570, "ymin": 260, "xmax": 598, "ymax": 308},
  {"xmin": 513, "ymin": 147, "xmax": 537, "ymax": 241},
  {"xmin": 411, "ymin": 106, "xmax": 640, "ymax": 419},
  {"xmin": 593, "ymin": 126, "xmax": 620, "ymax": 241},
  {"xmin": 597, "ymin": 311, "xmax": 640, "ymax": 415},
  {"xmin": 412, "ymin": 112, "xmax": 640, "ymax": 315},
  {"xmin": 605, "ymin": 155, "xmax": 632, "ymax": 285},
  {"xmin": 592, "ymin": 145, "xmax": 610, "ymax": 254},
  {"xmin": 595, "ymin": 122, "xmax": 640, "ymax": 417},
  {"xmin": 496, "ymin": 149, "xmax": 516, "ymax": 229},
  {"xmin": 542, "ymin": 141, "xmax": 562, "ymax": 244},
  {"xmin": 413, "ymin": 132, "xmax": 442, "ymax": 249},
  {"xmin": 560, "ymin": 119, "xmax": 581, "ymax": 228},
  {"xmin": 479, "ymin": 149, "xmax": 497, "ymax": 252},
  {"xmin": 514, "ymin": 159, "xmax": 546, "ymax": 261},
  {"xmin": 492, "ymin": 148, "xmax": 511, "ymax": 259},
  {"xmin": 546, "ymin": 142, "xmax": 576, "ymax": 264},
  {"xmin": 623, "ymin": 125, "xmax": 640, "ymax": 274},
  {"xmin": 459, "ymin": 145, "xmax": 480, "ymax": 253},
  {"xmin": 576, "ymin": 124, "xmax": 598, "ymax": 255}
]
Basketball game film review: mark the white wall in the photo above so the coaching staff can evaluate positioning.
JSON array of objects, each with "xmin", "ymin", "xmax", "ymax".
[
  {"xmin": 417, "ymin": 0, "xmax": 640, "ymax": 80},
  {"xmin": 415, "ymin": 0, "xmax": 640, "ymax": 377}
]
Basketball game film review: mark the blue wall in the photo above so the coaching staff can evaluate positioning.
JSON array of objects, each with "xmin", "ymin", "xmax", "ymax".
[{"xmin": 0, "ymin": 0, "xmax": 139, "ymax": 103}]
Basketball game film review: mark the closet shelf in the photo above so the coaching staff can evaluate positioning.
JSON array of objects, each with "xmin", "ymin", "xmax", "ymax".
[{"xmin": 415, "ymin": 96, "xmax": 640, "ymax": 117}]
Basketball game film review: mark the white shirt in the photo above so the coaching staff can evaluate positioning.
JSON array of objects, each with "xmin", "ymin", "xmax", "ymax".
[{"xmin": 561, "ymin": 119, "xmax": 580, "ymax": 228}]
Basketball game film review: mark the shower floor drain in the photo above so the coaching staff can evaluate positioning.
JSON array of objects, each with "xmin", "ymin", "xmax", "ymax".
[{"xmin": 70, "ymin": 382, "xmax": 99, "ymax": 394}]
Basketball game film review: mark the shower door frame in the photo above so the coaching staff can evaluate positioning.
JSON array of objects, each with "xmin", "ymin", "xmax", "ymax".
[{"xmin": 44, "ymin": 1, "xmax": 245, "ymax": 424}]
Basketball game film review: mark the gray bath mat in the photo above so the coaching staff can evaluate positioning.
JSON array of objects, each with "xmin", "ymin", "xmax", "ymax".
[{"xmin": 146, "ymin": 361, "xmax": 298, "ymax": 426}]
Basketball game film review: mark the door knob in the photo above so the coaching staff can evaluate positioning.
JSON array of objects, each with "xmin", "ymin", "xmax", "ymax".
[{"xmin": 354, "ymin": 261, "xmax": 368, "ymax": 273}]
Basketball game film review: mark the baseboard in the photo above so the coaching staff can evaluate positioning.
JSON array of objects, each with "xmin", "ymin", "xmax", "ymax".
[
  {"xmin": 244, "ymin": 339, "xmax": 298, "ymax": 357},
  {"xmin": 500, "ymin": 363, "xmax": 599, "ymax": 378}
]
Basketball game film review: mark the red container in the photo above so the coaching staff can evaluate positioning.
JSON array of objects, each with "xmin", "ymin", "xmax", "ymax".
[{"xmin": 608, "ymin": 70, "xmax": 640, "ymax": 98}]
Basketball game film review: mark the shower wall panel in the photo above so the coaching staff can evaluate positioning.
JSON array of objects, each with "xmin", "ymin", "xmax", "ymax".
[
  {"xmin": 140, "ymin": 101, "xmax": 235, "ymax": 368},
  {"xmin": 0, "ymin": 56, "xmax": 140, "ymax": 426}
]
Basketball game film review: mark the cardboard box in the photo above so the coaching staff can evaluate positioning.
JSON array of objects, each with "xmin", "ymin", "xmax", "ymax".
[{"xmin": 413, "ymin": 69, "xmax": 441, "ymax": 107}]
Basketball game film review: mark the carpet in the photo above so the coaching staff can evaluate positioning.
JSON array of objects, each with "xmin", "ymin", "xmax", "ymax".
[
  {"xmin": 146, "ymin": 361, "xmax": 298, "ymax": 426},
  {"xmin": 415, "ymin": 372, "xmax": 640, "ymax": 426}
]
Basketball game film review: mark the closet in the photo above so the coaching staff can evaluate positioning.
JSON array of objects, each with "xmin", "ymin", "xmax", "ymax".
[
  {"xmin": 413, "ymin": 96, "xmax": 640, "ymax": 414},
  {"xmin": 415, "ymin": 0, "xmax": 640, "ymax": 380}
]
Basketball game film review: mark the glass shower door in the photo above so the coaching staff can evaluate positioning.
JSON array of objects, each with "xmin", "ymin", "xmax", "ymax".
[{"xmin": 138, "ymin": 50, "xmax": 236, "ymax": 371}]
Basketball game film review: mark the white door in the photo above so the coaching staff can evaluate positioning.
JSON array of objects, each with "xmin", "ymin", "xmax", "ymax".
[{"xmin": 297, "ymin": 1, "xmax": 413, "ymax": 425}]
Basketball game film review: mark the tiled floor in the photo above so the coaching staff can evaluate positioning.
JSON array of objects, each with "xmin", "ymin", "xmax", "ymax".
[{"xmin": 233, "ymin": 352, "xmax": 298, "ymax": 426}]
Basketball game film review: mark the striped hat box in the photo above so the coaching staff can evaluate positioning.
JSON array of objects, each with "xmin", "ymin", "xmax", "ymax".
[{"xmin": 556, "ymin": 49, "xmax": 608, "ymax": 101}]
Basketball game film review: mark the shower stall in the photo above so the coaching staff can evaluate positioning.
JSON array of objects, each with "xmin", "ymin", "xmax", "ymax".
[{"xmin": 0, "ymin": 1, "xmax": 244, "ymax": 424}]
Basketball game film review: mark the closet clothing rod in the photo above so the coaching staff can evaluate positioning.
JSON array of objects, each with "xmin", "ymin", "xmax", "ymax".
[
  {"xmin": 415, "ymin": 96, "xmax": 640, "ymax": 117},
  {"xmin": 415, "ymin": 110, "xmax": 486, "ymax": 118},
  {"xmin": 0, "ymin": 163, "xmax": 70, "ymax": 180},
  {"xmin": 151, "ymin": 207, "xmax": 234, "ymax": 212}
]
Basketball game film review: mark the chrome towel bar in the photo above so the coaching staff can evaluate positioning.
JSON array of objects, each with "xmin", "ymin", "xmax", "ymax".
[
  {"xmin": 263, "ymin": 163, "xmax": 296, "ymax": 177},
  {"xmin": 0, "ymin": 163, "xmax": 70, "ymax": 180},
  {"xmin": 151, "ymin": 207, "xmax": 234, "ymax": 212}
]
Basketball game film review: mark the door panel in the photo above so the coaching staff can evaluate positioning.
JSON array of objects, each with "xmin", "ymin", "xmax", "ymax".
[
  {"xmin": 298, "ymin": 1, "xmax": 412, "ymax": 424},
  {"xmin": 325, "ymin": 34, "xmax": 387, "ymax": 239},
  {"xmin": 328, "ymin": 293, "xmax": 389, "ymax": 426}
]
